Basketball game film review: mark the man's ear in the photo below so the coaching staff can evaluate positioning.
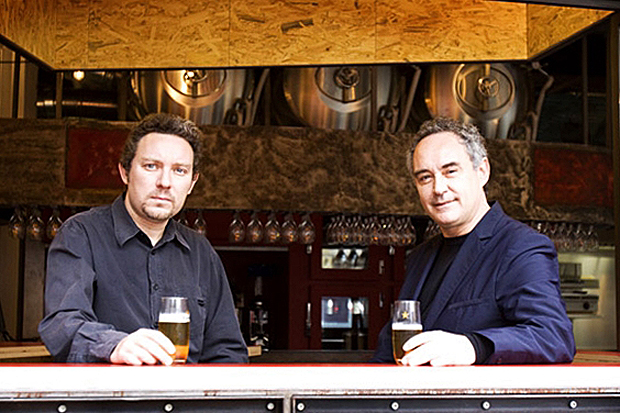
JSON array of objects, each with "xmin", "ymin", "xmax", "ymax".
[
  {"xmin": 477, "ymin": 157, "xmax": 490, "ymax": 187},
  {"xmin": 118, "ymin": 163, "xmax": 129, "ymax": 185},
  {"xmin": 188, "ymin": 173, "xmax": 199, "ymax": 195}
]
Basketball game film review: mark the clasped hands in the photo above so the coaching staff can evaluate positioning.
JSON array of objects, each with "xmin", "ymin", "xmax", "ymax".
[{"xmin": 399, "ymin": 330, "xmax": 476, "ymax": 366}]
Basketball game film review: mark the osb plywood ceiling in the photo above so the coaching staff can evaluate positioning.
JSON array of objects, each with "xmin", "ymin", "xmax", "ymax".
[{"xmin": 0, "ymin": 0, "xmax": 613, "ymax": 69}]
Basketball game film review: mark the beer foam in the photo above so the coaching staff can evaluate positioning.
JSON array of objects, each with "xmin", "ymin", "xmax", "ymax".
[
  {"xmin": 158, "ymin": 312, "xmax": 190, "ymax": 323},
  {"xmin": 392, "ymin": 323, "xmax": 422, "ymax": 331}
]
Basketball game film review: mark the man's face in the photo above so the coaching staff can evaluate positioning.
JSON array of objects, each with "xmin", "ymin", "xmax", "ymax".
[
  {"xmin": 119, "ymin": 132, "xmax": 198, "ymax": 226},
  {"xmin": 412, "ymin": 131, "xmax": 490, "ymax": 237}
]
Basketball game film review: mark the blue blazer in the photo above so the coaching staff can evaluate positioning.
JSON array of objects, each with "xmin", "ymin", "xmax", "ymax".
[{"xmin": 373, "ymin": 202, "xmax": 576, "ymax": 364}]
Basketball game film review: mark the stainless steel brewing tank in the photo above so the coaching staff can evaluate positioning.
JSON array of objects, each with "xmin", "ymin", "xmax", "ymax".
[
  {"xmin": 132, "ymin": 69, "xmax": 250, "ymax": 125},
  {"xmin": 282, "ymin": 66, "xmax": 395, "ymax": 131},
  {"xmin": 425, "ymin": 63, "xmax": 525, "ymax": 139}
]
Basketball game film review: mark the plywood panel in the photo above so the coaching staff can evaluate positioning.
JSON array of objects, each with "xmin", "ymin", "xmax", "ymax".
[
  {"xmin": 0, "ymin": 0, "xmax": 56, "ymax": 66},
  {"xmin": 528, "ymin": 5, "xmax": 612, "ymax": 58},
  {"xmin": 230, "ymin": 0, "xmax": 375, "ymax": 67},
  {"xmin": 86, "ymin": 0, "xmax": 230, "ymax": 69},
  {"xmin": 55, "ymin": 0, "xmax": 90, "ymax": 68},
  {"xmin": 376, "ymin": 0, "xmax": 527, "ymax": 63}
]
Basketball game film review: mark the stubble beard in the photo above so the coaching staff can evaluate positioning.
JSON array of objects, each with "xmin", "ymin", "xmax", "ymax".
[{"xmin": 141, "ymin": 198, "xmax": 178, "ymax": 223}]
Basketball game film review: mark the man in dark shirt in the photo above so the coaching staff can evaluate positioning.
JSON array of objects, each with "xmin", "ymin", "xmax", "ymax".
[
  {"xmin": 372, "ymin": 117, "xmax": 575, "ymax": 366},
  {"xmin": 38, "ymin": 113, "xmax": 248, "ymax": 365}
]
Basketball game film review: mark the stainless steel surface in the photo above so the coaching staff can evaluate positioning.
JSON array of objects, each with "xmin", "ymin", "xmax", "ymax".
[
  {"xmin": 560, "ymin": 249, "xmax": 617, "ymax": 350},
  {"xmin": 132, "ymin": 69, "xmax": 251, "ymax": 125},
  {"xmin": 282, "ymin": 66, "xmax": 396, "ymax": 131},
  {"xmin": 425, "ymin": 63, "xmax": 525, "ymax": 139}
]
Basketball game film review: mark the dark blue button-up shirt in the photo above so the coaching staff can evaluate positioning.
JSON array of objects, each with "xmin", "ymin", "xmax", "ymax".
[{"xmin": 38, "ymin": 195, "xmax": 248, "ymax": 364}]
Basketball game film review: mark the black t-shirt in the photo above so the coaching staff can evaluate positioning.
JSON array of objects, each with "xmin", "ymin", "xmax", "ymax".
[{"xmin": 418, "ymin": 233, "xmax": 494, "ymax": 363}]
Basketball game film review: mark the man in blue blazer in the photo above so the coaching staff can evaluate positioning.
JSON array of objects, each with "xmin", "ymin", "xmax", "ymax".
[{"xmin": 373, "ymin": 117, "xmax": 575, "ymax": 365}]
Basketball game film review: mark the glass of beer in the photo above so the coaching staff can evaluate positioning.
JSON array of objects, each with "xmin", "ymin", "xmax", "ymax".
[
  {"xmin": 158, "ymin": 296, "xmax": 190, "ymax": 364},
  {"xmin": 391, "ymin": 300, "xmax": 422, "ymax": 365}
]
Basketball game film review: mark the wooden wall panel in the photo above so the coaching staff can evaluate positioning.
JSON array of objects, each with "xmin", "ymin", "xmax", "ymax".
[
  {"xmin": 528, "ymin": 5, "xmax": 612, "ymax": 58},
  {"xmin": 376, "ymin": 0, "xmax": 527, "ymax": 63},
  {"xmin": 87, "ymin": 0, "xmax": 230, "ymax": 69},
  {"xmin": 0, "ymin": 1, "xmax": 613, "ymax": 72},
  {"xmin": 55, "ymin": 0, "xmax": 90, "ymax": 68},
  {"xmin": 230, "ymin": 0, "xmax": 376, "ymax": 67},
  {"xmin": 0, "ymin": 0, "xmax": 56, "ymax": 66}
]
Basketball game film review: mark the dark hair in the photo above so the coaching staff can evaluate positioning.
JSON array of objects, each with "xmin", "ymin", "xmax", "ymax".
[
  {"xmin": 120, "ymin": 113, "xmax": 203, "ymax": 175},
  {"xmin": 406, "ymin": 117, "xmax": 487, "ymax": 176}
]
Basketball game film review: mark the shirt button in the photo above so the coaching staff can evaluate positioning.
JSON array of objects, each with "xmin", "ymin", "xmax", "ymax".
[
  {"xmin": 153, "ymin": 284, "xmax": 159, "ymax": 291},
  {"xmin": 151, "ymin": 250, "xmax": 156, "ymax": 255}
]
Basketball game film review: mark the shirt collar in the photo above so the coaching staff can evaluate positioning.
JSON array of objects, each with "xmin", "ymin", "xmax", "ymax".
[{"xmin": 111, "ymin": 193, "xmax": 191, "ymax": 251}]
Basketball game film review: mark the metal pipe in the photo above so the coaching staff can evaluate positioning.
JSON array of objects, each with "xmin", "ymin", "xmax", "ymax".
[
  {"xmin": 11, "ymin": 52, "xmax": 20, "ymax": 118},
  {"xmin": 396, "ymin": 65, "xmax": 421, "ymax": 133},
  {"xmin": 608, "ymin": 13, "xmax": 620, "ymax": 351},
  {"xmin": 55, "ymin": 73, "xmax": 63, "ymax": 119},
  {"xmin": 582, "ymin": 37, "xmax": 590, "ymax": 144}
]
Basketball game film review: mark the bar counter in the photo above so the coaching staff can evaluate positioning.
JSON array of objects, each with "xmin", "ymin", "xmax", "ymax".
[{"xmin": 0, "ymin": 360, "xmax": 619, "ymax": 412}]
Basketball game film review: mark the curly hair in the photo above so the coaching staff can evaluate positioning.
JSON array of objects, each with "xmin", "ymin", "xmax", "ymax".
[
  {"xmin": 119, "ymin": 113, "xmax": 203, "ymax": 175},
  {"xmin": 406, "ymin": 117, "xmax": 487, "ymax": 177}
]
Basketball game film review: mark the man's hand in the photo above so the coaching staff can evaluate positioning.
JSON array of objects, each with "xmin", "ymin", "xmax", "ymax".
[
  {"xmin": 400, "ymin": 330, "xmax": 476, "ymax": 366},
  {"xmin": 110, "ymin": 328, "xmax": 176, "ymax": 366}
]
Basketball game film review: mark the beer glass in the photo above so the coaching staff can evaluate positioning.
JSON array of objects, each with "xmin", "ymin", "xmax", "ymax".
[
  {"xmin": 158, "ymin": 296, "xmax": 190, "ymax": 364},
  {"xmin": 391, "ymin": 300, "xmax": 422, "ymax": 365}
]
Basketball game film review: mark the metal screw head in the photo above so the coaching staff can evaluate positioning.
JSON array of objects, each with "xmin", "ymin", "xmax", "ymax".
[
  {"xmin": 57, "ymin": 405, "xmax": 67, "ymax": 413},
  {"xmin": 481, "ymin": 400, "xmax": 491, "ymax": 410},
  {"xmin": 569, "ymin": 400, "xmax": 578, "ymax": 409},
  {"xmin": 390, "ymin": 401, "xmax": 400, "ymax": 411},
  {"xmin": 297, "ymin": 402, "xmax": 306, "ymax": 411},
  {"xmin": 164, "ymin": 403, "xmax": 174, "ymax": 412},
  {"xmin": 266, "ymin": 401, "xmax": 276, "ymax": 411}
]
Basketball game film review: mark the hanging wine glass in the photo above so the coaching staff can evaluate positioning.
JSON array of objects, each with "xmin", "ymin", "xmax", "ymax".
[
  {"xmin": 325, "ymin": 216, "xmax": 337, "ymax": 245},
  {"xmin": 401, "ymin": 217, "xmax": 417, "ymax": 247},
  {"xmin": 386, "ymin": 216, "xmax": 401, "ymax": 246},
  {"xmin": 424, "ymin": 220, "xmax": 440, "ymax": 241},
  {"xmin": 193, "ymin": 210, "xmax": 207, "ymax": 236},
  {"xmin": 176, "ymin": 210, "xmax": 189, "ymax": 227},
  {"xmin": 26, "ymin": 207, "xmax": 44, "ymax": 241},
  {"xmin": 45, "ymin": 207, "xmax": 63, "ymax": 240},
  {"xmin": 585, "ymin": 225, "xmax": 599, "ymax": 251},
  {"xmin": 281, "ymin": 213, "xmax": 299, "ymax": 244},
  {"xmin": 298, "ymin": 213, "xmax": 316, "ymax": 245},
  {"xmin": 246, "ymin": 211, "xmax": 264, "ymax": 243},
  {"xmin": 573, "ymin": 223, "xmax": 585, "ymax": 252},
  {"xmin": 8, "ymin": 206, "xmax": 25, "ymax": 239},
  {"xmin": 333, "ymin": 215, "xmax": 345, "ymax": 245},
  {"xmin": 350, "ymin": 216, "xmax": 364, "ymax": 246},
  {"xmin": 367, "ymin": 216, "xmax": 382, "ymax": 245},
  {"xmin": 378, "ymin": 217, "xmax": 390, "ymax": 246},
  {"xmin": 228, "ymin": 211, "xmax": 245, "ymax": 243},
  {"xmin": 264, "ymin": 212, "xmax": 282, "ymax": 244}
]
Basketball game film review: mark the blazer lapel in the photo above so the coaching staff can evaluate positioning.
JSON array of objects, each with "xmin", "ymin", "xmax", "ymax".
[
  {"xmin": 422, "ymin": 234, "xmax": 484, "ymax": 328},
  {"xmin": 422, "ymin": 202, "xmax": 501, "ymax": 328},
  {"xmin": 400, "ymin": 237, "xmax": 441, "ymax": 300}
]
